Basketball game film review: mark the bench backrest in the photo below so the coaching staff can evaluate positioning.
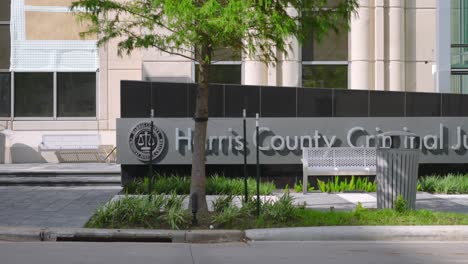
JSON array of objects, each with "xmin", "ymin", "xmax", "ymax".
[
  {"xmin": 40, "ymin": 134, "xmax": 101, "ymax": 150},
  {"xmin": 303, "ymin": 147, "xmax": 376, "ymax": 169}
]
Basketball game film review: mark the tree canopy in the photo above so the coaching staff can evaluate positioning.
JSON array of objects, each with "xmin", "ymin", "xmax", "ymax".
[
  {"xmin": 71, "ymin": 0, "xmax": 358, "ymax": 213},
  {"xmin": 72, "ymin": 0, "xmax": 358, "ymax": 65}
]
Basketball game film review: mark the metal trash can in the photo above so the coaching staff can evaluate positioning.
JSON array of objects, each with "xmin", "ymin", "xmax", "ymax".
[{"xmin": 376, "ymin": 131, "xmax": 420, "ymax": 209}]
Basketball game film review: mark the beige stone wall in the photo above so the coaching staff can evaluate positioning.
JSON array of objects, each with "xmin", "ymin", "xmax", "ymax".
[
  {"xmin": 349, "ymin": 0, "xmax": 436, "ymax": 92},
  {"xmin": 25, "ymin": 11, "xmax": 94, "ymax": 40},
  {"xmin": 25, "ymin": 0, "xmax": 75, "ymax": 6}
]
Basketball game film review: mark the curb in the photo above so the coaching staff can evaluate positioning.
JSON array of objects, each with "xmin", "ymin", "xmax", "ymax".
[
  {"xmin": 2, "ymin": 226, "xmax": 468, "ymax": 243},
  {"xmin": 0, "ymin": 227, "xmax": 244, "ymax": 243},
  {"xmin": 245, "ymin": 226, "xmax": 468, "ymax": 241}
]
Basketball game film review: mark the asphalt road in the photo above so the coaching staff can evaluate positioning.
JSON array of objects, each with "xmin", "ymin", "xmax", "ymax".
[{"xmin": 1, "ymin": 241, "xmax": 468, "ymax": 264}]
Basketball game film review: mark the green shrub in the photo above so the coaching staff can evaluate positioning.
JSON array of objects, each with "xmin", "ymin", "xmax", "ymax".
[
  {"xmin": 211, "ymin": 195, "xmax": 235, "ymax": 213},
  {"xmin": 293, "ymin": 180, "xmax": 315, "ymax": 193},
  {"xmin": 419, "ymin": 174, "xmax": 468, "ymax": 194},
  {"xmin": 261, "ymin": 191, "xmax": 298, "ymax": 224},
  {"xmin": 86, "ymin": 194, "xmax": 190, "ymax": 230},
  {"xmin": 394, "ymin": 195, "xmax": 409, "ymax": 213},
  {"xmin": 211, "ymin": 192, "xmax": 300, "ymax": 229},
  {"xmin": 317, "ymin": 176, "xmax": 376, "ymax": 193},
  {"xmin": 123, "ymin": 174, "xmax": 276, "ymax": 195}
]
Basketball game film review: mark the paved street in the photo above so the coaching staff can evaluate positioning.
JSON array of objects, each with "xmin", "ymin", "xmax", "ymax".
[
  {"xmin": 1, "ymin": 241, "xmax": 468, "ymax": 264},
  {"xmin": 0, "ymin": 186, "xmax": 120, "ymax": 227}
]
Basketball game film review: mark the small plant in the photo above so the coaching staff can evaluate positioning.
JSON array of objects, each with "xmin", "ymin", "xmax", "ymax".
[
  {"xmin": 317, "ymin": 176, "xmax": 377, "ymax": 193},
  {"xmin": 293, "ymin": 180, "xmax": 315, "ymax": 193},
  {"xmin": 86, "ymin": 195, "xmax": 190, "ymax": 230},
  {"xmin": 394, "ymin": 195, "xmax": 409, "ymax": 213},
  {"xmin": 261, "ymin": 191, "xmax": 299, "ymax": 224},
  {"xmin": 122, "ymin": 174, "xmax": 276, "ymax": 195},
  {"xmin": 418, "ymin": 174, "xmax": 468, "ymax": 194},
  {"xmin": 212, "ymin": 195, "xmax": 235, "ymax": 213}
]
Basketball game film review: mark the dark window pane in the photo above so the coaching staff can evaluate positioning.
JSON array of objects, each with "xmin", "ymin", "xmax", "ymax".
[
  {"xmin": 0, "ymin": 25, "xmax": 10, "ymax": 69},
  {"xmin": 0, "ymin": 0, "xmax": 10, "ymax": 21},
  {"xmin": 212, "ymin": 47, "xmax": 241, "ymax": 61},
  {"xmin": 302, "ymin": 31, "xmax": 348, "ymax": 61},
  {"xmin": 302, "ymin": 65, "xmax": 348, "ymax": 89},
  {"xmin": 0, "ymin": 72, "xmax": 10, "ymax": 117},
  {"xmin": 297, "ymin": 87, "xmax": 332, "ymax": 117},
  {"xmin": 15, "ymin": 73, "xmax": 53, "ymax": 117},
  {"xmin": 57, "ymin": 72, "xmax": 96, "ymax": 117},
  {"xmin": 405, "ymin": 92, "xmax": 441, "ymax": 117},
  {"xmin": 121, "ymin": 81, "xmax": 151, "ymax": 118},
  {"xmin": 195, "ymin": 64, "xmax": 241, "ymax": 85},
  {"xmin": 333, "ymin": 89, "xmax": 369, "ymax": 117},
  {"xmin": 369, "ymin": 91, "xmax": 405, "ymax": 117},
  {"xmin": 261, "ymin": 86, "xmax": 296, "ymax": 117}
]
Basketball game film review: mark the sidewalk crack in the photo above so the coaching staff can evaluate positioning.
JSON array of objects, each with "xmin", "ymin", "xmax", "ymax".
[{"xmin": 189, "ymin": 244, "xmax": 195, "ymax": 264}]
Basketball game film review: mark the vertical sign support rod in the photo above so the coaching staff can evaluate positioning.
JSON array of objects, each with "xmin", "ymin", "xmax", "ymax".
[
  {"xmin": 148, "ymin": 109, "xmax": 155, "ymax": 196},
  {"xmin": 243, "ymin": 109, "xmax": 248, "ymax": 202},
  {"xmin": 256, "ymin": 113, "xmax": 260, "ymax": 217}
]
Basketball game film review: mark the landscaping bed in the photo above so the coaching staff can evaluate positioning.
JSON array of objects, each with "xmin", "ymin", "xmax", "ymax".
[{"xmin": 86, "ymin": 192, "xmax": 468, "ymax": 230}]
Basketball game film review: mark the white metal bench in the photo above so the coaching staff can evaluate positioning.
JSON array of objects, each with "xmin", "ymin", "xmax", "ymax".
[
  {"xmin": 301, "ymin": 147, "xmax": 377, "ymax": 194},
  {"xmin": 39, "ymin": 135, "xmax": 116, "ymax": 163}
]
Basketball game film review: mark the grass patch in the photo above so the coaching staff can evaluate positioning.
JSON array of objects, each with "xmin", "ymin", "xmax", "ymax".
[
  {"xmin": 123, "ymin": 174, "xmax": 276, "ymax": 195},
  {"xmin": 419, "ymin": 174, "xmax": 468, "ymax": 194},
  {"xmin": 86, "ymin": 192, "xmax": 468, "ymax": 230}
]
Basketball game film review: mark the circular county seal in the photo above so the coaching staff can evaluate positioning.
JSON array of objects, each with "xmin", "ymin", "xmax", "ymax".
[{"xmin": 129, "ymin": 122, "xmax": 165, "ymax": 161}]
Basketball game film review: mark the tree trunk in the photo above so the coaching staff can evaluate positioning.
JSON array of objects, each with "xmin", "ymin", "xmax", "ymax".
[{"xmin": 190, "ymin": 56, "xmax": 210, "ymax": 214}]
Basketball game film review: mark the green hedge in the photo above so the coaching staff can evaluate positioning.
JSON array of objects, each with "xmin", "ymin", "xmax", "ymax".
[{"xmin": 123, "ymin": 174, "xmax": 276, "ymax": 195}]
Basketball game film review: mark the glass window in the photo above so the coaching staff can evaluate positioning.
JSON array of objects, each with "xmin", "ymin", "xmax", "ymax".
[
  {"xmin": 0, "ymin": 0, "xmax": 10, "ymax": 21},
  {"xmin": 212, "ymin": 47, "xmax": 241, "ymax": 61},
  {"xmin": 0, "ymin": 73, "xmax": 10, "ymax": 117},
  {"xmin": 15, "ymin": 73, "xmax": 53, "ymax": 117},
  {"xmin": 451, "ymin": 0, "xmax": 468, "ymax": 90},
  {"xmin": 195, "ymin": 64, "xmax": 241, "ymax": 84},
  {"xmin": 302, "ymin": 65, "xmax": 347, "ymax": 89},
  {"xmin": 57, "ymin": 72, "xmax": 96, "ymax": 117},
  {"xmin": 451, "ymin": 73, "xmax": 468, "ymax": 93},
  {"xmin": 0, "ymin": 25, "xmax": 10, "ymax": 69},
  {"xmin": 302, "ymin": 31, "xmax": 348, "ymax": 61}
]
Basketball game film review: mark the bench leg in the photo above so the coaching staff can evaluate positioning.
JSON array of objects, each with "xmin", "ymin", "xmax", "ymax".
[{"xmin": 303, "ymin": 169, "xmax": 308, "ymax": 195}]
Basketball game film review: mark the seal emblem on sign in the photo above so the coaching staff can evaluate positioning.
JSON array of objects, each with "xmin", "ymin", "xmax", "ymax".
[{"xmin": 129, "ymin": 122, "xmax": 165, "ymax": 161}]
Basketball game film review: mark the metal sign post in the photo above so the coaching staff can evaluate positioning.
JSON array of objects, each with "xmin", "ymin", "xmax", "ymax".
[
  {"xmin": 256, "ymin": 113, "xmax": 260, "ymax": 217},
  {"xmin": 243, "ymin": 109, "xmax": 248, "ymax": 202},
  {"xmin": 148, "ymin": 109, "xmax": 155, "ymax": 196}
]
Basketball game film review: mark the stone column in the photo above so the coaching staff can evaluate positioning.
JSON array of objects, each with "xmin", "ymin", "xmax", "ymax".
[
  {"xmin": 374, "ymin": 0, "xmax": 385, "ymax": 90},
  {"xmin": 387, "ymin": 0, "xmax": 405, "ymax": 91},
  {"xmin": 279, "ymin": 6, "xmax": 301, "ymax": 87},
  {"xmin": 243, "ymin": 59, "xmax": 268, "ymax": 85},
  {"xmin": 349, "ymin": 0, "xmax": 372, "ymax": 90},
  {"xmin": 436, "ymin": 0, "xmax": 451, "ymax": 93}
]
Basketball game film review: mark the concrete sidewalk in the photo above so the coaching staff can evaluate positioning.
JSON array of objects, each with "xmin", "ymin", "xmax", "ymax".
[
  {"xmin": 0, "ymin": 163, "xmax": 120, "ymax": 174},
  {"xmin": 290, "ymin": 192, "xmax": 468, "ymax": 213},
  {"xmin": 0, "ymin": 186, "xmax": 121, "ymax": 227}
]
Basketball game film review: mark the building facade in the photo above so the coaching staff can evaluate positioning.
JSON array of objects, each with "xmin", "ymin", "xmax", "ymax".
[{"xmin": 0, "ymin": 0, "xmax": 465, "ymax": 163}]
